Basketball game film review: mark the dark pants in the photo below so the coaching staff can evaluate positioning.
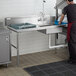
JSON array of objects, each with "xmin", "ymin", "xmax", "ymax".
[
  {"xmin": 68, "ymin": 42, "xmax": 76, "ymax": 62},
  {"xmin": 68, "ymin": 22, "xmax": 76, "ymax": 62}
]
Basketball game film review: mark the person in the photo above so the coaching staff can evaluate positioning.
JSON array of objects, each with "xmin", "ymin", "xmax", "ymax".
[{"xmin": 59, "ymin": 0, "xmax": 76, "ymax": 63}]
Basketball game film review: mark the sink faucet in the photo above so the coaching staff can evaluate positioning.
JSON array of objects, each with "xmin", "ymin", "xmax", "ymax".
[
  {"xmin": 38, "ymin": 0, "xmax": 46, "ymax": 23},
  {"xmin": 38, "ymin": 12, "xmax": 46, "ymax": 21}
]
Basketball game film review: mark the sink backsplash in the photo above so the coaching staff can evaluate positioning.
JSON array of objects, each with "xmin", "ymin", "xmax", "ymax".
[{"xmin": 5, "ymin": 15, "xmax": 55, "ymax": 27}]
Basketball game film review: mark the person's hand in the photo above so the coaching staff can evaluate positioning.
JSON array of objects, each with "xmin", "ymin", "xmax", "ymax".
[{"xmin": 59, "ymin": 21, "xmax": 61, "ymax": 25}]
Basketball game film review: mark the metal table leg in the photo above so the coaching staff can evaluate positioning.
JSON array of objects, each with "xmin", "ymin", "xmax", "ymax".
[{"xmin": 17, "ymin": 33, "xmax": 19, "ymax": 66}]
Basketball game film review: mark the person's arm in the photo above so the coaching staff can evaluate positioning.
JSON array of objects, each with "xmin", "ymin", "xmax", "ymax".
[{"xmin": 59, "ymin": 14, "xmax": 65, "ymax": 24}]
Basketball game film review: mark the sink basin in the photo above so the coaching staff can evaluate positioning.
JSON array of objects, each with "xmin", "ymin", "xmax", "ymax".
[
  {"xmin": 36, "ymin": 24, "xmax": 51, "ymax": 27},
  {"xmin": 39, "ymin": 25, "xmax": 51, "ymax": 27},
  {"xmin": 38, "ymin": 25, "xmax": 63, "ymax": 34}
]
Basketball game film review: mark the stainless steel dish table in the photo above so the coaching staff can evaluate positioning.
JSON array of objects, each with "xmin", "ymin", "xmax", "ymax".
[{"xmin": 5, "ymin": 17, "xmax": 67, "ymax": 66}]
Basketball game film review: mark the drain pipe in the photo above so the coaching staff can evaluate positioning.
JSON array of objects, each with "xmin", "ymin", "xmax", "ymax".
[{"xmin": 48, "ymin": 34, "xmax": 67, "ymax": 49}]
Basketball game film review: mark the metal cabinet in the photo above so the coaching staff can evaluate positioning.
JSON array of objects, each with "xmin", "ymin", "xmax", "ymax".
[{"xmin": 0, "ymin": 28, "xmax": 11, "ymax": 65}]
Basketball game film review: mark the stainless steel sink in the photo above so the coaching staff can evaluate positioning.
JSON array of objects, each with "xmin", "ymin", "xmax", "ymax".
[{"xmin": 36, "ymin": 16, "xmax": 55, "ymax": 27}]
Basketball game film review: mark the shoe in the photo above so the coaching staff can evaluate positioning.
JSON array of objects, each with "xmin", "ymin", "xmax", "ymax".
[
  {"xmin": 67, "ymin": 59, "xmax": 76, "ymax": 64},
  {"xmin": 71, "ymin": 60, "xmax": 76, "ymax": 64},
  {"xmin": 67, "ymin": 59, "xmax": 73, "ymax": 64}
]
